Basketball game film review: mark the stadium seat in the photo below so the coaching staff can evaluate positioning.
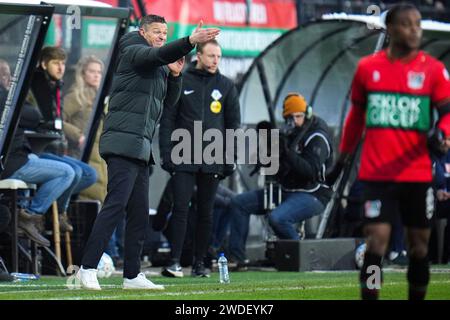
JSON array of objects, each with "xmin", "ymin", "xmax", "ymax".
[{"xmin": 0, "ymin": 179, "xmax": 37, "ymax": 273}]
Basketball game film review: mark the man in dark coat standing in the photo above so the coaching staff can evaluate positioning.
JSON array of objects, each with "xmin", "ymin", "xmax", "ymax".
[
  {"xmin": 78, "ymin": 14, "xmax": 219, "ymax": 290},
  {"xmin": 159, "ymin": 40, "xmax": 240, "ymax": 278}
]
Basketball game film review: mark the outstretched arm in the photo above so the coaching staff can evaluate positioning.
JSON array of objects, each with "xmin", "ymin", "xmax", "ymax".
[
  {"xmin": 132, "ymin": 21, "xmax": 220, "ymax": 69},
  {"xmin": 433, "ymin": 62, "xmax": 450, "ymax": 137},
  {"xmin": 327, "ymin": 63, "xmax": 367, "ymax": 184}
]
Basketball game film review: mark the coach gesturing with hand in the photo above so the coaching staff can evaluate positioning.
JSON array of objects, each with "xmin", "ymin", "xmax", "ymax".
[{"xmin": 77, "ymin": 14, "xmax": 219, "ymax": 290}]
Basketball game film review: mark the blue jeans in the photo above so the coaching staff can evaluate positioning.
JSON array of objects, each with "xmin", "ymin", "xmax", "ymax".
[
  {"xmin": 228, "ymin": 189, "xmax": 325, "ymax": 262},
  {"xmin": 40, "ymin": 153, "xmax": 97, "ymax": 213},
  {"xmin": 391, "ymin": 212, "xmax": 406, "ymax": 253},
  {"xmin": 9, "ymin": 154, "xmax": 76, "ymax": 215},
  {"xmin": 211, "ymin": 185, "xmax": 236, "ymax": 249}
]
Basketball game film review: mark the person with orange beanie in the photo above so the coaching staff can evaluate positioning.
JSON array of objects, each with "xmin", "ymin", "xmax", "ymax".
[{"xmin": 225, "ymin": 92, "xmax": 333, "ymax": 266}]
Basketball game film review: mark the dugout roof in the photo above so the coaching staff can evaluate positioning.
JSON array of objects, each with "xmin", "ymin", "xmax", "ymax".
[
  {"xmin": 238, "ymin": 15, "xmax": 450, "ymax": 143},
  {"xmin": 237, "ymin": 15, "xmax": 450, "ymax": 238}
]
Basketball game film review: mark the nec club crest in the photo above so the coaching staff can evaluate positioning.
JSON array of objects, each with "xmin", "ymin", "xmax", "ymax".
[
  {"xmin": 407, "ymin": 71, "xmax": 426, "ymax": 90},
  {"xmin": 364, "ymin": 200, "xmax": 381, "ymax": 218},
  {"xmin": 372, "ymin": 70, "xmax": 380, "ymax": 82}
]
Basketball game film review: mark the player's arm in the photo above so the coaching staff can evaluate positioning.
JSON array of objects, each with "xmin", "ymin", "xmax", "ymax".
[
  {"xmin": 131, "ymin": 22, "xmax": 219, "ymax": 69},
  {"xmin": 339, "ymin": 62, "xmax": 367, "ymax": 156},
  {"xmin": 327, "ymin": 62, "xmax": 367, "ymax": 184},
  {"xmin": 130, "ymin": 37, "xmax": 194, "ymax": 69},
  {"xmin": 428, "ymin": 61, "xmax": 450, "ymax": 157},
  {"xmin": 432, "ymin": 62, "xmax": 450, "ymax": 137}
]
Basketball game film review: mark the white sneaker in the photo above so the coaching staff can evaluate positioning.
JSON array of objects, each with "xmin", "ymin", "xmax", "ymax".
[
  {"xmin": 123, "ymin": 273, "xmax": 165, "ymax": 290},
  {"xmin": 77, "ymin": 266, "xmax": 101, "ymax": 290}
]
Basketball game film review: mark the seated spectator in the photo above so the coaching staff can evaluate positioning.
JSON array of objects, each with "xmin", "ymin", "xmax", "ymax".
[
  {"xmin": 226, "ymin": 93, "xmax": 333, "ymax": 265},
  {"xmin": 27, "ymin": 47, "xmax": 97, "ymax": 232},
  {"xmin": 1, "ymin": 99, "xmax": 75, "ymax": 247},
  {"xmin": 63, "ymin": 55, "xmax": 103, "ymax": 159},
  {"xmin": 64, "ymin": 55, "xmax": 108, "ymax": 214},
  {"xmin": 63, "ymin": 55, "xmax": 123, "ymax": 263}
]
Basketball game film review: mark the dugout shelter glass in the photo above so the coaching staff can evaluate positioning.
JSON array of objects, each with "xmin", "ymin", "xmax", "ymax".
[
  {"xmin": 24, "ymin": 1, "xmax": 130, "ymax": 163},
  {"xmin": 237, "ymin": 15, "xmax": 450, "ymax": 238},
  {"xmin": 238, "ymin": 16, "xmax": 450, "ymax": 147},
  {"xmin": 0, "ymin": 3, "xmax": 54, "ymax": 172}
]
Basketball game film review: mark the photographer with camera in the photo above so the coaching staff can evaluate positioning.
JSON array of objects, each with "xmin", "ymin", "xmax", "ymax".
[{"xmin": 226, "ymin": 93, "xmax": 333, "ymax": 267}]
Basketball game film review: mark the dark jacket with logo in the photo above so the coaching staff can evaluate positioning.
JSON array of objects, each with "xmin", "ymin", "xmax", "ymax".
[
  {"xmin": 277, "ymin": 115, "xmax": 333, "ymax": 205},
  {"xmin": 159, "ymin": 61, "xmax": 241, "ymax": 174},
  {"xmin": 99, "ymin": 31, "xmax": 195, "ymax": 164}
]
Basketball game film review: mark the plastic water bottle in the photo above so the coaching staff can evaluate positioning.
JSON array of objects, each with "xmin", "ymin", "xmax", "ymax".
[
  {"xmin": 218, "ymin": 253, "xmax": 230, "ymax": 284},
  {"xmin": 10, "ymin": 273, "xmax": 40, "ymax": 282}
]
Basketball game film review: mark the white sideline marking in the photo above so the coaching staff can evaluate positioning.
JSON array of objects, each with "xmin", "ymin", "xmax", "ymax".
[
  {"xmin": 0, "ymin": 284, "xmax": 120, "ymax": 288},
  {"xmin": 1, "ymin": 280, "xmax": 448, "ymax": 300}
]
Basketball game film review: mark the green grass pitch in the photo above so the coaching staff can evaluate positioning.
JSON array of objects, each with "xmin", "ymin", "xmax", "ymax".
[{"xmin": 0, "ymin": 267, "xmax": 449, "ymax": 300}]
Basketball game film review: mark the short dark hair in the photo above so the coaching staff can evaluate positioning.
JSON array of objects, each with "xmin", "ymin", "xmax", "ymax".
[
  {"xmin": 140, "ymin": 14, "xmax": 166, "ymax": 29},
  {"xmin": 196, "ymin": 39, "xmax": 220, "ymax": 53},
  {"xmin": 40, "ymin": 46, "xmax": 67, "ymax": 65},
  {"xmin": 385, "ymin": 3, "xmax": 419, "ymax": 26}
]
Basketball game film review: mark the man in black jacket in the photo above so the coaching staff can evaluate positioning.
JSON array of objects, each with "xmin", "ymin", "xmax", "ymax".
[
  {"xmin": 159, "ymin": 40, "xmax": 240, "ymax": 278},
  {"xmin": 227, "ymin": 93, "xmax": 332, "ymax": 265},
  {"xmin": 78, "ymin": 14, "xmax": 219, "ymax": 290}
]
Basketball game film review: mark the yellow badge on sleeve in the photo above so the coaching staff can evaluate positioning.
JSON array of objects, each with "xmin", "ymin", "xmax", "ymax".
[{"xmin": 210, "ymin": 100, "xmax": 222, "ymax": 113}]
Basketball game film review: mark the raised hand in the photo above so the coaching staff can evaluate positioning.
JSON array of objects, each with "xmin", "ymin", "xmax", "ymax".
[
  {"xmin": 168, "ymin": 56, "xmax": 185, "ymax": 77},
  {"xmin": 189, "ymin": 20, "xmax": 220, "ymax": 46}
]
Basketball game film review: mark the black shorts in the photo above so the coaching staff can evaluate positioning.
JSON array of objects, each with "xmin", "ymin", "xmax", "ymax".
[{"xmin": 362, "ymin": 181, "xmax": 434, "ymax": 228}]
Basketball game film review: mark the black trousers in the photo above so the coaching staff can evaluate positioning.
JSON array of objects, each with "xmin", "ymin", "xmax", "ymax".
[
  {"xmin": 169, "ymin": 171, "xmax": 220, "ymax": 264},
  {"xmin": 81, "ymin": 156, "xmax": 150, "ymax": 279},
  {"xmin": 436, "ymin": 200, "xmax": 450, "ymax": 263},
  {"xmin": 0, "ymin": 204, "xmax": 11, "ymax": 234}
]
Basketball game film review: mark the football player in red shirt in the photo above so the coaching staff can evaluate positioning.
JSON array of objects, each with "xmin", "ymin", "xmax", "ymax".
[{"xmin": 332, "ymin": 4, "xmax": 450, "ymax": 300}]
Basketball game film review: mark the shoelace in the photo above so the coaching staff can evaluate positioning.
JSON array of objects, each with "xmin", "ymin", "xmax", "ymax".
[
  {"xmin": 85, "ymin": 270, "xmax": 99, "ymax": 283},
  {"xmin": 137, "ymin": 273, "xmax": 149, "ymax": 281},
  {"xmin": 137, "ymin": 273, "xmax": 157, "ymax": 285}
]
